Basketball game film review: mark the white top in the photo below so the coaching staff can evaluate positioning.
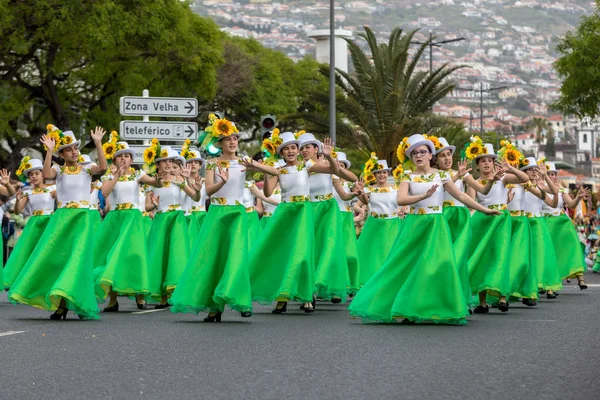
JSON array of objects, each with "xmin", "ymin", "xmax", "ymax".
[
  {"xmin": 442, "ymin": 171, "xmax": 467, "ymax": 207},
  {"xmin": 101, "ymin": 170, "xmax": 146, "ymax": 209},
  {"xmin": 507, "ymin": 184, "xmax": 525, "ymax": 213},
  {"xmin": 476, "ymin": 179, "xmax": 508, "ymax": 210},
  {"xmin": 23, "ymin": 185, "xmax": 56, "ymax": 216},
  {"xmin": 263, "ymin": 189, "xmax": 281, "ymax": 216},
  {"xmin": 365, "ymin": 185, "xmax": 399, "ymax": 219},
  {"xmin": 182, "ymin": 185, "xmax": 207, "ymax": 214},
  {"xmin": 207, "ymin": 159, "xmax": 245, "ymax": 205},
  {"xmin": 52, "ymin": 164, "xmax": 93, "ymax": 209},
  {"xmin": 151, "ymin": 180, "xmax": 185, "ymax": 213},
  {"xmin": 278, "ymin": 163, "xmax": 310, "ymax": 202},
  {"xmin": 139, "ymin": 185, "xmax": 151, "ymax": 213},
  {"xmin": 403, "ymin": 171, "xmax": 450, "ymax": 214},
  {"xmin": 542, "ymin": 188, "xmax": 566, "ymax": 216},
  {"xmin": 333, "ymin": 179, "xmax": 353, "ymax": 212},
  {"xmin": 243, "ymin": 181, "xmax": 256, "ymax": 210},
  {"xmin": 89, "ymin": 181, "xmax": 102, "ymax": 210},
  {"xmin": 108, "ymin": 192, "xmax": 117, "ymax": 211},
  {"xmin": 308, "ymin": 165, "xmax": 333, "ymax": 201},
  {"xmin": 523, "ymin": 187, "xmax": 543, "ymax": 217}
]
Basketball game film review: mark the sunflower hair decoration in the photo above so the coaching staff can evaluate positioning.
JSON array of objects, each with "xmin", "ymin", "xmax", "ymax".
[
  {"xmin": 497, "ymin": 139, "xmax": 523, "ymax": 168},
  {"xmin": 362, "ymin": 152, "xmax": 379, "ymax": 184},
  {"xmin": 461, "ymin": 135, "xmax": 487, "ymax": 161},
  {"xmin": 15, "ymin": 156, "xmax": 32, "ymax": 183},
  {"xmin": 181, "ymin": 139, "xmax": 192, "ymax": 160},
  {"xmin": 262, "ymin": 128, "xmax": 282, "ymax": 159},
  {"xmin": 142, "ymin": 138, "xmax": 162, "ymax": 175},
  {"xmin": 293, "ymin": 130, "xmax": 306, "ymax": 140},
  {"xmin": 102, "ymin": 131, "xmax": 121, "ymax": 161},
  {"xmin": 199, "ymin": 114, "xmax": 238, "ymax": 151},
  {"xmin": 423, "ymin": 134, "xmax": 443, "ymax": 151},
  {"xmin": 44, "ymin": 124, "xmax": 66, "ymax": 152},
  {"xmin": 392, "ymin": 164, "xmax": 404, "ymax": 181}
]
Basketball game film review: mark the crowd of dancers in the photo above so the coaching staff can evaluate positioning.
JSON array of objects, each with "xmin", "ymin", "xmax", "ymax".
[{"xmin": 0, "ymin": 116, "xmax": 590, "ymax": 325}]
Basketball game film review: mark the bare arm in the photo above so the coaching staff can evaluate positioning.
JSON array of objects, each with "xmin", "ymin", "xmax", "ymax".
[
  {"xmin": 445, "ymin": 180, "xmax": 500, "ymax": 215},
  {"xmin": 13, "ymin": 191, "xmax": 28, "ymax": 215},
  {"xmin": 40, "ymin": 135, "xmax": 58, "ymax": 180},
  {"xmin": 263, "ymin": 175, "xmax": 279, "ymax": 198},
  {"xmin": 0, "ymin": 169, "xmax": 15, "ymax": 196},
  {"xmin": 249, "ymin": 185, "xmax": 277, "ymax": 205},
  {"xmin": 333, "ymin": 180, "xmax": 356, "ymax": 201},
  {"xmin": 89, "ymin": 127, "xmax": 108, "ymax": 175},
  {"xmin": 397, "ymin": 181, "xmax": 439, "ymax": 206}
]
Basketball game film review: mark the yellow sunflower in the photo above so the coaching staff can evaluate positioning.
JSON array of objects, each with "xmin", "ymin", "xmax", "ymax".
[
  {"xmin": 392, "ymin": 165, "xmax": 404, "ymax": 179},
  {"xmin": 504, "ymin": 148, "xmax": 522, "ymax": 167},
  {"xmin": 522, "ymin": 158, "xmax": 530, "ymax": 166},
  {"xmin": 23, "ymin": 163, "xmax": 32, "ymax": 170},
  {"xmin": 465, "ymin": 142, "xmax": 484, "ymax": 160},
  {"xmin": 160, "ymin": 150, "xmax": 168, "ymax": 159},
  {"xmin": 332, "ymin": 149, "xmax": 338, "ymax": 159},
  {"xmin": 212, "ymin": 119, "xmax": 237, "ymax": 137},
  {"xmin": 143, "ymin": 147, "xmax": 156, "ymax": 164},
  {"xmin": 62, "ymin": 135, "xmax": 73, "ymax": 145},
  {"xmin": 151, "ymin": 138, "xmax": 159, "ymax": 145},
  {"xmin": 263, "ymin": 140, "xmax": 276, "ymax": 155},
  {"xmin": 272, "ymin": 128, "xmax": 280, "ymax": 135},
  {"xmin": 103, "ymin": 142, "xmax": 116, "ymax": 159},
  {"xmin": 78, "ymin": 155, "xmax": 84, "ymax": 163},
  {"xmin": 425, "ymin": 135, "xmax": 442, "ymax": 150}
]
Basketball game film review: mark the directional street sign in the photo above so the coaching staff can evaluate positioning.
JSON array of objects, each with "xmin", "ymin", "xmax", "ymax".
[
  {"xmin": 120, "ymin": 121, "xmax": 198, "ymax": 141},
  {"xmin": 120, "ymin": 96, "xmax": 198, "ymax": 118},
  {"xmin": 128, "ymin": 145, "xmax": 199, "ymax": 165}
]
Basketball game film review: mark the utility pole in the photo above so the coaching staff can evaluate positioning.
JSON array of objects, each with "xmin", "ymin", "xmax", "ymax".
[
  {"xmin": 456, "ymin": 83, "xmax": 508, "ymax": 134},
  {"xmin": 329, "ymin": 0, "xmax": 336, "ymax": 143},
  {"xmin": 411, "ymin": 31, "xmax": 466, "ymax": 74}
]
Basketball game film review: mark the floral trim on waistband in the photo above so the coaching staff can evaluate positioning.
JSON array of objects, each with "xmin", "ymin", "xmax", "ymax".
[
  {"xmin": 510, "ymin": 210, "xmax": 524, "ymax": 217},
  {"xmin": 32, "ymin": 210, "xmax": 53, "ymax": 216},
  {"xmin": 116, "ymin": 203, "xmax": 136, "ymax": 211},
  {"xmin": 57, "ymin": 200, "xmax": 90, "ymax": 209},
  {"xmin": 157, "ymin": 204, "xmax": 183, "ymax": 213},
  {"xmin": 246, "ymin": 206, "xmax": 255, "ymax": 213},
  {"xmin": 344, "ymin": 206, "xmax": 352, "ymax": 212},
  {"xmin": 282, "ymin": 195, "xmax": 310, "ymax": 203},
  {"xmin": 370, "ymin": 211, "xmax": 398, "ymax": 219},
  {"xmin": 542, "ymin": 211, "xmax": 563, "ymax": 217},
  {"xmin": 410, "ymin": 206, "xmax": 442, "ymax": 215},
  {"xmin": 443, "ymin": 200, "xmax": 455, "ymax": 208},
  {"xmin": 263, "ymin": 211, "xmax": 273, "ymax": 217},
  {"xmin": 311, "ymin": 193, "xmax": 333, "ymax": 202},
  {"xmin": 211, "ymin": 197, "xmax": 243, "ymax": 206},
  {"xmin": 189, "ymin": 206, "xmax": 206, "ymax": 213},
  {"xmin": 487, "ymin": 204, "xmax": 508, "ymax": 211},
  {"xmin": 525, "ymin": 212, "xmax": 538, "ymax": 218}
]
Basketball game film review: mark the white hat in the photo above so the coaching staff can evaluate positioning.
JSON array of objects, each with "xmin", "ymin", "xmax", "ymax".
[
  {"xmin": 405, "ymin": 134, "xmax": 435, "ymax": 158},
  {"xmin": 336, "ymin": 151, "xmax": 351, "ymax": 168},
  {"xmin": 521, "ymin": 156, "xmax": 538, "ymax": 171},
  {"xmin": 436, "ymin": 137, "xmax": 456, "ymax": 155},
  {"xmin": 474, "ymin": 143, "xmax": 498, "ymax": 161},
  {"xmin": 186, "ymin": 150, "xmax": 205, "ymax": 164},
  {"xmin": 24, "ymin": 159, "xmax": 43, "ymax": 175},
  {"xmin": 277, "ymin": 131, "xmax": 300, "ymax": 154},
  {"xmin": 57, "ymin": 130, "xmax": 80, "ymax": 152},
  {"xmin": 298, "ymin": 133, "xmax": 322, "ymax": 151},
  {"xmin": 114, "ymin": 141, "xmax": 135, "ymax": 158},
  {"xmin": 545, "ymin": 161, "xmax": 557, "ymax": 172},
  {"xmin": 79, "ymin": 155, "xmax": 93, "ymax": 165},
  {"xmin": 155, "ymin": 146, "xmax": 179, "ymax": 162},
  {"xmin": 374, "ymin": 159, "xmax": 391, "ymax": 172}
]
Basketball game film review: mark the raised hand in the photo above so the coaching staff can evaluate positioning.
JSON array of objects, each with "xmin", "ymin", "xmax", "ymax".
[
  {"xmin": 457, "ymin": 159, "xmax": 472, "ymax": 177},
  {"xmin": 40, "ymin": 134, "xmax": 56, "ymax": 152},
  {"xmin": 90, "ymin": 126, "xmax": 106, "ymax": 142},
  {"xmin": 216, "ymin": 164, "xmax": 229, "ymax": 183},
  {"xmin": 577, "ymin": 188, "xmax": 590, "ymax": 200},
  {"xmin": 507, "ymin": 187, "xmax": 515, "ymax": 204},
  {"xmin": 15, "ymin": 189, "xmax": 24, "ymax": 202},
  {"xmin": 322, "ymin": 138, "xmax": 334, "ymax": 156},
  {"xmin": 181, "ymin": 164, "xmax": 192, "ymax": 178},
  {"xmin": 422, "ymin": 184, "xmax": 439, "ymax": 200},
  {"xmin": 0, "ymin": 169, "xmax": 11, "ymax": 185},
  {"xmin": 492, "ymin": 168, "xmax": 504, "ymax": 182},
  {"xmin": 150, "ymin": 192, "xmax": 160, "ymax": 208}
]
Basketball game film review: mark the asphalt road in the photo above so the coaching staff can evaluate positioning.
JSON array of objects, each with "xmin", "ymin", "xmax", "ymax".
[{"xmin": 1, "ymin": 273, "xmax": 600, "ymax": 400}]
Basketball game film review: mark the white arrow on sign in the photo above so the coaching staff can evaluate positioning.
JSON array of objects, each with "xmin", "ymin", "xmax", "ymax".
[
  {"xmin": 128, "ymin": 145, "xmax": 199, "ymax": 165},
  {"xmin": 120, "ymin": 96, "xmax": 198, "ymax": 118},
  {"xmin": 120, "ymin": 121, "xmax": 198, "ymax": 141}
]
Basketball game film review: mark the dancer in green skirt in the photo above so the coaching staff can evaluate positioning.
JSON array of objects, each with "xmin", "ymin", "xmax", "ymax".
[
  {"xmin": 356, "ymin": 154, "xmax": 402, "ymax": 287},
  {"xmin": 349, "ymin": 134, "xmax": 501, "ymax": 325},
  {"xmin": 243, "ymin": 133, "xmax": 340, "ymax": 314},
  {"xmin": 544, "ymin": 163, "xmax": 590, "ymax": 288},
  {"xmin": 433, "ymin": 136, "xmax": 498, "ymax": 310},
  {"xmin": 3, "ymin": 159, "xmax": 54, "ymax": 289},
  {"xmin": 94, "ymin": 141, "xmax": 162, "ymax": 312},
  {"xmin": 179, "ymin": 142, "xmax": 208, "ymax": 245},
  {"xmin": 170, "ymin": 115, "xmax": 253, "ymax": 321},
  {"xmin": 145, "ymin": 145, "xmax": 199, "ymax": 308},
  {"xmin": 257, "ymin": 179, "xmax": 281, "ymax": 229},
  {"xmin": 9, "ymin": 125, "xmax": 107, "ymax": 320},
  {"xmin": 243, "ymin": 180, "xmax": 277, "ymax": 248},
  {"xmin": 519, "ymin": 157, "xmax": 562, "ymax": 299},
  {"xmin": 466, "ymin": 139, "xmax": 529, "ymax": 314},
  {"xmin": 332, "ymin": 152, "xmax": 361, "ymax": 295},
  {"xmin": 298, "ymin": 132, "xmax": 357, "ymax": 303}
]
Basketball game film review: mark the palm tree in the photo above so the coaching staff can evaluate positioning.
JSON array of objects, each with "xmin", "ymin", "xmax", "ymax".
[{"xmin": 300, "ymin": 27, "xmax": 464, "ymax": 162}]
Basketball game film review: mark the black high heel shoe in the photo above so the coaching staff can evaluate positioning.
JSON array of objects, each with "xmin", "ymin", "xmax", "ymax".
[
  {"xmin": 240, "ymin": 311, "xmax": 252, "ymax": 318},
  {"xmin": 578, "ymin": 279, "xmax": 588, "ymax": 290},
  {"xmin": 136, "ymin": 302, "xmax": 147, "ymax": 310},
  {"xmin": 303, "ymin": 302, "xmax": 314, "ymax": 313},
  {"xmin": 498, "ymin": 301, "xmax": 509, "ymax": 312},
  {"xmin": 204, "ymin": 312, "xmax": 222, "ymax": 322},
  {"xmin": 272, "ymin": 302, "xmax": 287, "ymax": 314},
  {"xmin": 546, "ymin": 291, "xmax": 557, "ymax": 299},
  {"xmin": 50, "ymin": 306, "xmax": 69, "ymax": 320},
  {"xmin": 103, "ymin": 302, "xmax": 119, "ymax": 312}
]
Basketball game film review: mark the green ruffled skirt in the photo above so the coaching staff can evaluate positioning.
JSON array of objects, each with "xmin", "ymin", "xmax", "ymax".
[
  {"xmin": 259, "ymin": 215, "xmax": 271, "ymax": 229},
  {"xmin": 8, "ymin": 209, "xmax": 99, "ymax": 319},
  {"xmin": 509, "ymin": 216, "xmax": 537, "ymax": 299},
  {"xmin": 247, "ymin": 210, "xmax": 262, "ymax": 250},
  {"xmin": 341, "ymin": 211, "xmax": 360, "ymax": 294},
  {"xmin": 357, "ymin": 216, "xmax": 402, "ymax": 286},
  {"xmin": 312, "ymin": 199, "xmax": 349, "ymax": 300},
  {"xmin": 545, "ymin": 214, "xmax": 586, "ymax": 279},
  {"xmin": 187, "ymin": 211, "xmax": 207, "ymax": 245},
  {"xmin": 93, "ymin": 209, "xmax": 154, "ymax": 300},
  {"xmin": 146, "ymin": 210, "xmax": 190, "ymax": 299},
  {"xmin": 349, "ymin": 214, "xmax": 468, "ymax": 325},
  {"xmin": 529, "ymin": 218, "xmax": 562, "ymax": 292},
  {"xmin": 467, "ymin": 210, "xmax": 512, "ymax": 296},
  {"xmin": 143, "ymin": 215, "xmax": 152, "ymax": 235},
  {"xmin": 443, "ymin": 206, "xmax": 472, "ymax": 307},
  {"xmin": 3, "ymin": 215, "xmax": 52, "ymax": 289},
  {"xmin": 249, "ymin": 201, "xmax": 315, "ymax": 304},
  {"xmin": 170, "ymin": 205, "xmax": 252, "ymax": 314}
]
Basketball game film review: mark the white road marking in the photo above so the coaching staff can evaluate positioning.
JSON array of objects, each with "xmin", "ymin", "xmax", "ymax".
[
  {"xmin": 131, "ymin": 309, "xmax": 168, "ymax": 315},
  {"xmin": 0, "ymin": 330, "xmax": 26, "ymax": 337},
  {"xmin": 584, "ymin": 284, "xmax": 600, "ymax": 287}
]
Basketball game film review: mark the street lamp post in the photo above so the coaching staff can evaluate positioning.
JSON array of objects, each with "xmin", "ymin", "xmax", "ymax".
[
  {"xmin": 456, "ymin": 83, "xmax": 509, "ymax": 134},
  {"xmin": 329, "ymin": 0, "xmax": 336, "ymax": 143},
  {"xmin": 411, "ymin": 31, "xmax": 466, "ymax": 74}
]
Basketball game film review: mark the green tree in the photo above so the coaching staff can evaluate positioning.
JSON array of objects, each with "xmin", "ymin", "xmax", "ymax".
[
  {"xmin": 0, "ymin": 0, "xmax": 222, "ymax": 169},
  {"xmin": 553, "ymin": 2, "xmax": 600, "ymax": 118},
  {"xmin": 301, "ymin": 27, "xmax": 464, "ymax": 162}
]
